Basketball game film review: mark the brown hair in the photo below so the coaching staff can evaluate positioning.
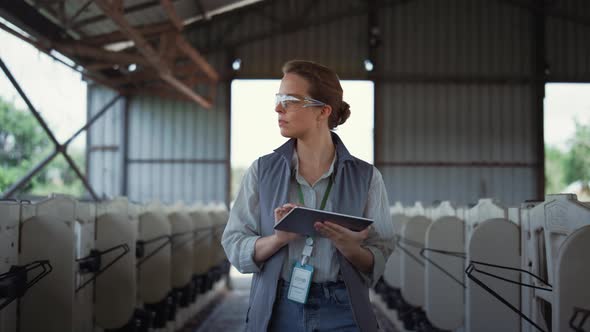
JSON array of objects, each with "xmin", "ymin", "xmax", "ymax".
[{"xmin": 282, "ymin": 60, "xmax": 350, "ymax": 129}]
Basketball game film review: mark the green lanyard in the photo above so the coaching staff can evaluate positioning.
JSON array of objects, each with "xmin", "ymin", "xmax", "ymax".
[
  {"xmin": 297, "ymin": 176, "xmax": 333, "ymax": 266},
  {"xmin": 297, "ymin": 176, "xmax": 333, "ymax": 210}
]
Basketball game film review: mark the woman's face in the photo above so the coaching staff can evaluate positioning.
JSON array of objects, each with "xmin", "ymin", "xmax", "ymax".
[{"xmin": 276, "ymin": 73, "xmax": 328, "ymax": 139}]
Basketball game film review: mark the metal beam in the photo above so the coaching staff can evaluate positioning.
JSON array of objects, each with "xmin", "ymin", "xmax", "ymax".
[
  {"xmin": 72, "ymin": 0, "xmax": 180, "ymax": 29},
  {"xmin": 159, "ymin": 32, "xmax": 178, "ymax": 67},
  {"xmin": 0, "ymin": 57, "xmax": 60, "ymax": 147},
  {"xmin": 93, "ymin": 0, "xmax": 213, "ymax": 108},
  {"xmin": 56, "ymin": 43, "xmax": 150, "ymax": 65},
  {"xmin": 126, "ymin": 158, "xmax": 227, "ymax": 164},
  {"xmin": 369, "ymin": 0, "xmax": 381, "ymax": 176},
  {"xmin": 63, "ymin": 94, "xmax": 123, "ymax": 147},
  {"xmin": 108, "ymin": 61, "xmax": 203, "ymax": 83},
  {"xmin": 224, "ymin": 50, "xmax": 234, "ymax": 209},
  {"xmin": 532, "ymin": 1, "xmax": 546, "ymax": 200},
  {"xmin": 62, "ymin": 150, "xmax": 100, "ymax": 200},
  {"xmin": 64, "ymin": 0, "xmax": 94, "ymax": 29},
  {"xmin": 372, "ymin": 74, "xmax": 536, "ymax": 85},
  {"xmin": 375, "ymin": 161, "xmax": 540, "ymax": 168},
  {"xmin": 122, "ymin": 97, "xmax": 131, "ymax": 196},
  {"xmin": 82, "ymin": 21, "xmax": 175, "ymax": 46},
  {"xmin": 175, "ymin": 36, "xmax": 219, "ymax": 81},
  {"xmin": 34, "ymin": 0, "xmax": 87, "ymax": 38},
  {"xmin": 160, "ymin": 0, "xmax": 184, "ymax": 30}
]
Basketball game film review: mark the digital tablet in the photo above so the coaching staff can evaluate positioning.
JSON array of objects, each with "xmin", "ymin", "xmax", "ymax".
[{"xmin": 274, "ymin": 206, "xmax": 373, "ymax": 237}]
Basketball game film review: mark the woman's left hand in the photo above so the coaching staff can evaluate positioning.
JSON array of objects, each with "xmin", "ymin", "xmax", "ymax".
[{"xmin": 314, "ymin": 221, "xmax": 369, "ymax": 257}]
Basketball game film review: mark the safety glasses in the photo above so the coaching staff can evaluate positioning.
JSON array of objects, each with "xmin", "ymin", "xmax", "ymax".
[{"xmin": 275, "ymin": 94, "xmax": 326, "ymax": 109}]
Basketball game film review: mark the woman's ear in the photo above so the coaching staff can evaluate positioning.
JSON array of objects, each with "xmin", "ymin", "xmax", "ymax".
[{"xmin": 321, "ymin": 104, "xmax": 332, "ymax": 120}]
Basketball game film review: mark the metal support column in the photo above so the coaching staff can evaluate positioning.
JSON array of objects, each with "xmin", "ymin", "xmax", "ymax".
[
  {"xmin": 225, "ymin": 50, "xmax": 235, "ymax": 209},
  {"xmin": 121, "ymin": 96, "xmax": 130, "ymax": 196},
  {"xmin": 532, "ymin": 3, "xmax": 547, "ymax": 200},
  {"xmin": 368, "ymin": 0, "xmax": 382, "ymax": 169}
]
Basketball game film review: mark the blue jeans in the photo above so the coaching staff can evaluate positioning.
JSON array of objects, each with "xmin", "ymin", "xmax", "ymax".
[{"xmin": 268, "ymin": 280, "xmax": 360, "ymax": 332}]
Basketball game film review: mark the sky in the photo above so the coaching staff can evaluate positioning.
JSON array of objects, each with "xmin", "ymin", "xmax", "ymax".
[
  {"xmin": 544, "ymin": 83, "xmax": 590, "ymax": 151},
  {"xmin": 0, "ymin": 25, "xmax": 588, "ymax": 166}
]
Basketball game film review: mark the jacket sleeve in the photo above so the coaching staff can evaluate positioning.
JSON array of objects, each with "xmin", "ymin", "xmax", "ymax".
[
  {"xmin": 221, "ymin": 161, "xmax": 263, "ymax": 273},
  {"xmin": 360, "ymin": 167, "xmax": 395, "ymax": 287}
]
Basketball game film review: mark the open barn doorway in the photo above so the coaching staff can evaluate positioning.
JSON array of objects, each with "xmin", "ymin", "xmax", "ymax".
[
  {"xmin": 229, "ymin": 79, "xmax": 375, "ymax": 287},
  {"xmin": 544, "ymin": 84, "xmax": 590, "ymax": 201}
]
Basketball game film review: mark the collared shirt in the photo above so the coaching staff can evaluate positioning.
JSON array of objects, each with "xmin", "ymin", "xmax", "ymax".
[{"xmin": 222, "ymin": 150, "xmax": 394, "ymax": 286}]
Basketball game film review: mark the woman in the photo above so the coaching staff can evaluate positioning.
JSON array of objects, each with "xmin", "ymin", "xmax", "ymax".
[{"xmin": 222, "ymin": 60, "xmax": 394, "ymax": 332}]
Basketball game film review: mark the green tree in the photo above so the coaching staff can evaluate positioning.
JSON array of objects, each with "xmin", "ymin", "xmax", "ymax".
[
  {"xmin": 0, "ymin": 96, "xmax": 85, "ymax": 197},
  {"xmin": 564, "ymin": 121, "xmax": 590, "ymax": 185},
  {"xmin": 545, "ymin": 145, "xmax": 568, "ymax": 194},
  {"xmin": 0, "ymin": 97, "xmax": 50, "ymax": 192}
]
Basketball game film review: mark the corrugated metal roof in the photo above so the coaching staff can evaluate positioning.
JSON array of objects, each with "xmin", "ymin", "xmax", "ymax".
[{"xmin": 26, "ymin": 0, "xmax": 264, "ymax": 38}]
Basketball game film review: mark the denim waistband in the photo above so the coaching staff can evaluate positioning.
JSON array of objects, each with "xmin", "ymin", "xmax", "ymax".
[
  {"xmin": 278, "ymin": 279, "xmax": 347, "ymax": 299},
  {"xmin": 279, "ymin": 279, "xmax": 345, "ymax": 289}
]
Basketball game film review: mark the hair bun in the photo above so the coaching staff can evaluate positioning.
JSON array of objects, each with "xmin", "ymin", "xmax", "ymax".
[{"xmin": 338, "ymin": 101, "xmax": 351, "ymax": 125}]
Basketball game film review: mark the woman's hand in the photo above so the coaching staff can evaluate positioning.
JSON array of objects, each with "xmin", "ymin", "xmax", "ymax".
[
  {"xmin": 314, "ymin": 221, "xmax": 369, "ymax": 257},
  {"xmin": 253, "ymin": 203, "xmax": 302, "ymax": 265},
  {"xmin": 274, "ymin": 203, "xmax": 301, "ymax": 246}
]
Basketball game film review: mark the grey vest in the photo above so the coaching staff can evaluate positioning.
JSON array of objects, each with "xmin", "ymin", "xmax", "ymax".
[{"xmin": 247, "ymin": 132, "xmax": 378, "ymax": 332}]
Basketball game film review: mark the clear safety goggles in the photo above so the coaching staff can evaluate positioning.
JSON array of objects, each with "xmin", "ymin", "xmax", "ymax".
[{"xmin": 275, "ymin": 94, "xmax": 326, "ymax": 109}]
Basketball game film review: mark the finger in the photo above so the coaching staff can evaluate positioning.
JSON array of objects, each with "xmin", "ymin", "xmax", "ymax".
[
  {"xmin": 359, "ymin": 228, "xmax": 370, "ymax": 239},
  {"xmin": 315, "ymin": 222, "xmax": 336, "ymax": 238},
  {"xmin": 314, "ymin": 222, "xmax": 328, "ymax": 236},
  {"xmin": 322, "ymin": 221, "xmax": 349, "ymax": 234},
  {"xmin": 315, "ymin": 227, "xmax": 331, "ymax": 238}
]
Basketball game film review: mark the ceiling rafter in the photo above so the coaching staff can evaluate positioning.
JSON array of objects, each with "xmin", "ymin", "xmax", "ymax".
[
  {"xmin": 160, "ymin": 0, "xmax": 184, "ymax": 31},
  {"xmin": 93, "ymin": 0, "xmax": 216, "ymax": 109},
  {"xmin": 33, "ymin": 0, "xmax": 87, "ymax": 38},
  {"xmin": 71, "ymin": 0, "xmax": 181, "ymax": 29},
  {"xmin": 56, "ymin": 43, "xmax": 150, "ymax": 65},
  {"xmin": 82, "ymin": 21, "xmax": 175, "ymax": 46},
  {"xmin": 64, "ymin": 0, "xmax": 94, "ymax": 29}
]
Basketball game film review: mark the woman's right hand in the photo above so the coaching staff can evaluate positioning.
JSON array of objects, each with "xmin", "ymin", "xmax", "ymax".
[{"xmin": 274, "ymin": 203, "xmax": 301, "ymax": 245}]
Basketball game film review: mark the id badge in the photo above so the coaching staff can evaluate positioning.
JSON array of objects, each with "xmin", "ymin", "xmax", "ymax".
[{"xmin": 287, "ymin": 262, "xmax": 314, "ymax": 304}]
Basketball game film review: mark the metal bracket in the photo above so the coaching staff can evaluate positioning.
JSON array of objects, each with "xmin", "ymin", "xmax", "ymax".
[
  {"xmin": 570, "ymin": 307, "xmax": 590, "ymax": 332},
  {"xmin": 136, "ymin": 235, "xmax": 171, "ymax": 267},
  {"xmin": 0, "ymin": 260, "xmax": 52, "ymax": 311},
  {"xmin": 419, "ymin": 247, "xmax": 466, "ymax": 288},
  {"xmin": 170, "ymin": 230, "xmax": 196, "ymax": 251},
  {"xmin": 75, "ymin": 243, "xmax": 130, "ymax": 293},
  {"xmin": 465, "ymin": 261, "xmax": 553, "ymax": 332},
  {"xmin": 394, "ymin": 235, "xmax": 425, "ymax": 267}
]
